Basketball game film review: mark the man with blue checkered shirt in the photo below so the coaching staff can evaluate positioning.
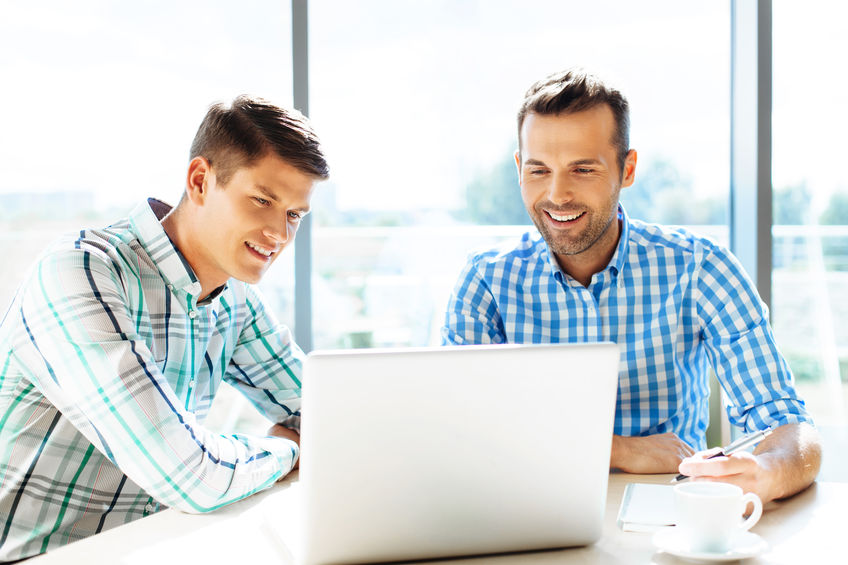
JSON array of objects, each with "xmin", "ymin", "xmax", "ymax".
[{"xmin": 442, "ymin": 68, "xmax": 821, "ymax": 504}]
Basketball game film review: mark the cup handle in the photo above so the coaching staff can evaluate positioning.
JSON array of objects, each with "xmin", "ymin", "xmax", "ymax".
[{"xmin": 739, "ymin": 492, "xmax": 763, "ymax": 531}]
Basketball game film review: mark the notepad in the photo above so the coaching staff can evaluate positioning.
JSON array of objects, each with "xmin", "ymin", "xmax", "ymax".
[{"xmin": 616, "ymin": 483, "xmax": 676, "ymax": 532}]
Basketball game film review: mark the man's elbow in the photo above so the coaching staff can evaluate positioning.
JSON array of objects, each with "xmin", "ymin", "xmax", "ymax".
[{"xmin": 797, "ymin": 422, "xmax": 823, "ymax": 481}]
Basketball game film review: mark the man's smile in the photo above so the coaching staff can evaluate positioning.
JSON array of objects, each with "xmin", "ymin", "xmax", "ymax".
[
  {"xmin": 544, "ymin": 209, "xmax": 586, "ymax": 225},
  {"xmin": 245, "ymin": 241, "xmax": 277, "ymax": 260}
]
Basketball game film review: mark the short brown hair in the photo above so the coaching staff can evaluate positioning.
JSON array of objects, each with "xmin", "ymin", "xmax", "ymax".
[
  {"xmin": 189, "ymin": 95, "xmax": 329, "ymax": 185},
  {"xmin": 517, "ymin": 68, "xmax": 630, "ymax": 175}
]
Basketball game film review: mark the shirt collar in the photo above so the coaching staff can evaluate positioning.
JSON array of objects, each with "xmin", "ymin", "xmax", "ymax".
[
  {"xmin": 128, "ymin": 198, "xmax": 225, "ymax": 305},
  {"xmin": 609, "ymin": 203, "xmax": 630, "ymax": 277}
]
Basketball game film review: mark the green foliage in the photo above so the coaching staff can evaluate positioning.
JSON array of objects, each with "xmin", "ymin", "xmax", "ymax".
[
  {"xmin": 620, "ymin": 159, "xmax": 726, "ymax": 225},
  {"xmin": 458, "ymin": 151, "xmax": 531, "ymax": 225},
  {"xmin": 784, "ymin": 351, "xmax": 823, "ymax": 383},
  {"xmin": 820, "ymin": 190, "xmax": 848, "ymax": 226},
  {"xmin": 773, "ymin": 183, "xmax": 812, "ymax": 225},
  {"xmin": 822, "ymin": 237, "xmax": 848, "ymax": 271},
  {"xmin": 458, "ymin": 152, "xmax": 729, "ymax": 226}
]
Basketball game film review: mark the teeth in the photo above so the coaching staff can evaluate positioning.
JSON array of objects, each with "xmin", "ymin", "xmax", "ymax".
[
  {"xmin": 246, "ymin": 242, "xmax": 273, "ymax": 257},
  {"xmin": 549, "ymin": 211, "xmax": 583, "ymax": 222}
]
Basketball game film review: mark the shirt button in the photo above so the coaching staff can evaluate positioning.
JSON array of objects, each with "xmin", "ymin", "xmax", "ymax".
[
  {"xmin": 144, "ymin": 502, "xmax": 154, "ymax": 514},
  {"xmin": 167, "ymin": 284, "xmax": 174, "ymax": 291},
  {"xmin": 189, "ymin": 311, "xmax": 197, "ymax": 319}
]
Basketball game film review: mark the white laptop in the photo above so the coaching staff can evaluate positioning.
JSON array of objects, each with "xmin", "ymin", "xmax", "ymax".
[{"xmin": 298, "ymin": 342, "xmax": 620, "ymax": 564}]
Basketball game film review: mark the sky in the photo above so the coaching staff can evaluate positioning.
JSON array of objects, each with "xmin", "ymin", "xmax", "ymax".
[
  {"xmin": 309, "ymin": 0, "xmax": 730, "ymax": 210},
  {"xmin": 771, "ymin": 1, "xmax": 848, "ymax": 214},
  {"xmin": 0, "ymin": 0, "xmax": 293, "ymax": 208},
  {"xmin": 0, "ymin": 0, "xmax": 845, "ymax": 217}
]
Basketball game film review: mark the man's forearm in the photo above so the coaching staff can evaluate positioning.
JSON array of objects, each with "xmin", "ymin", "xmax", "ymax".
[
  {"xmin": 268, "ymin": 423, "xmax": 301, "ymax": 471},
  {"xmin": 610, "ymin": 433, "xmax": 695, "ymax": 474}
]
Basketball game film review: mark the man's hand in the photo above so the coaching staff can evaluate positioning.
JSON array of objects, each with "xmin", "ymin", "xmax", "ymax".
[
  {"xmin": 677, "ymin": 422, "xmax": 822, "ymax": 504},
  {"xmin": 610, "ymin": 433, "xmax": 695, "ymax": 473},
  {"xmin": 677, "ymin": 448, "xmax": 770, "ymax": 500},
  {"xmin": 267, "ymin": 424, "xmax": 300, "ymax": 470}
]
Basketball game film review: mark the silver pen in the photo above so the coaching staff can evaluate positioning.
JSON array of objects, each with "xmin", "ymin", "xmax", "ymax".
[{"xmin": 672, "ymin": 427, "xmax": 773, "ymax": 483}]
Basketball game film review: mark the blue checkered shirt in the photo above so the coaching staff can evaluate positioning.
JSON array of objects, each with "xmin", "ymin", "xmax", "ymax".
[{"xmin": 442, "ymin": 209, "xmax": 811, "ymax": 450}]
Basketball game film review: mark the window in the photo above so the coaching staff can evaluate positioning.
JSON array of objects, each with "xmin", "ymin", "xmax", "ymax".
[
  {"xmin": 1, "ymin": 0, "xmax": 296, "ymax": 320},
  {"xmin": 772, "ymin": 1, "xmax": 848, "ymax": 441},
  {"xmin": 309, "ymin": 0, "xmax": 730, "ymax": 349},
  {"xmin": 9, "ymin": 2, "xmax": 836, "ymax": 462},
  {"xmin": 0, "ymin": 0, "xmax": 295, "ymax": 433}
]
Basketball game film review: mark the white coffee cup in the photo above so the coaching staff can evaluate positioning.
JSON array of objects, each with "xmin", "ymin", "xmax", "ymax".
[{"xmin": 673, "ymin": 482, "xmax": 763, "ymax": 553}]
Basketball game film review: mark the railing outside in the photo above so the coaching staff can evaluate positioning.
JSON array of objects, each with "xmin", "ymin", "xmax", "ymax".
[{"xmin": 2, "ymin": 223, "xmax": 846, "ymax": 429}]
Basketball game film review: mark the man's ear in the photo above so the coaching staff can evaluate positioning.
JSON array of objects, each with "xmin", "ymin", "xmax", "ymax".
[
  {"xmin": 514, "ymin": 150, "xmax": 522, "ymax": 185},
  {"xmin": 621, "ymin": 149, "xmax": 637, "ymax": 188},
  {"xmin": 185, "ymin": 156, "xmax": 214, "ymax": 205}
]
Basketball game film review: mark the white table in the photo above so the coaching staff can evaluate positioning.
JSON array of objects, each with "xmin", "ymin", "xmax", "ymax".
[{"xmin": 28, "ymin": 472, "xmax": 843, "ymax": 564}]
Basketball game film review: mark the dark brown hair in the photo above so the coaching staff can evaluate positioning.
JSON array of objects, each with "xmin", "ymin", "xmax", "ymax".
[
  {"xmin": 189, "ymin": 95, "xmax": 329, "ymax": 184},
  {"xmin": 517, "ymin": 68, "xmax": 630, "ymax": 175}
]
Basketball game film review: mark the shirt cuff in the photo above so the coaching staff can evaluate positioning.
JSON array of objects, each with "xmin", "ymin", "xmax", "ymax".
[{"xmin": 254, "ymin": 435, "xmax": 299, "ymax": 474}]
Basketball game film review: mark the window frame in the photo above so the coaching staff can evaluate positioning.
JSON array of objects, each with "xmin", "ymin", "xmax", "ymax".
[{"xmin": 291, "ymin": 0, "xmax": 773, "ymax": 349}]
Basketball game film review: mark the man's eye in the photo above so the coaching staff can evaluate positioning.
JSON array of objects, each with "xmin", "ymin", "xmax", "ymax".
[
  {"xmin": 288, "ymin": 211, "xmax": 302, "ymax": 221},
  {"xmin": 529, "ymin": 169, "xmax": 547, "ymax": 176},
  {"xmin": 254, "ymin": 197, "xmax": 271, "ymax": 206},
  {"xmin": 576, "ymin": 168, "xmax": 594, "ymax": 174}
]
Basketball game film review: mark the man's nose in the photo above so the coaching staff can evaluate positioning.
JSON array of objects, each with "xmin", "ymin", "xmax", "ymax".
[
  {"xmin": 547, "ymin": 173, "xmax": 574, "ymax": 204},
  {"xmin": 263, "ymin": 216, "xmax": 291, "ymax": 245}
]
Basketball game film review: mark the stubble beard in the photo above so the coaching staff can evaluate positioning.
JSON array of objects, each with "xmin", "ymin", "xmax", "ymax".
[{"xmin": 531, "ymin": 204, "xmax": 618, "ymax": 257}]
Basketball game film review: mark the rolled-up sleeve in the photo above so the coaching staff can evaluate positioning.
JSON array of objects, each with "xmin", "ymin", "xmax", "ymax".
[
  {"xmin": 225, "ymin": 285, "xmax": 304, "ymax": 432},
  {"xmin": 696, "ymin": 246, "xmax": 813, "ymax": 431}
]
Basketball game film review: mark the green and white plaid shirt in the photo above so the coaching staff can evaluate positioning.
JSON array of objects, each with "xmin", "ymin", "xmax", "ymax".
[{"xmin": 0, "ymin": 199, "xmax": 302, "ymax": 561}]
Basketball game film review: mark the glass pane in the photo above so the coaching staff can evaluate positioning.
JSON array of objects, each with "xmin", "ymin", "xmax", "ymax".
[
  {"xmin": 773, "ymin": 0, "xmax": 848, "ymax": 472},
  {"xmin": 0, "ymin": 0, "xmax": 294, "ymax": 433},
  {"xmin": 0, "ymin": 0, "xmax": 294, "ymax": 322},
  {"xmin": 310, "ymin": 0, "xmax": 729, "ymax": 349}
]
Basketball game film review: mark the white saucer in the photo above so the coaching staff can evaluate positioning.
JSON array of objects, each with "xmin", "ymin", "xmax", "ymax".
[{"xmin": 652, "ymin": 526, "xmax": 768, "ymax": 562}]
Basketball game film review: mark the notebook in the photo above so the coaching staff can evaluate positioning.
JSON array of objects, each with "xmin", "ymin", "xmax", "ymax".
[
  {"xmin": 616, "ymin": 482, "xmax": 676, "ymax": 532},
  {"xmin": 297, "ymin": 342, "xmax": 620, "ymax": 564}
]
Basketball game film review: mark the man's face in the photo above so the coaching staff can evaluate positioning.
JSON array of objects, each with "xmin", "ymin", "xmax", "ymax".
[
  {"xmin": 516, "ymin": 105, "xmax": 636, "ymax": 262},
  {"xmin": 192, "ymin": 153, "xmax": 316, "ymax": 287}
]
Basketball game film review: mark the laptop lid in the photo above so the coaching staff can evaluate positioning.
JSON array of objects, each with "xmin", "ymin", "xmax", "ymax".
[{"xmin": 299, "ymin": 342, "xmax": 619, "ymax": 564}]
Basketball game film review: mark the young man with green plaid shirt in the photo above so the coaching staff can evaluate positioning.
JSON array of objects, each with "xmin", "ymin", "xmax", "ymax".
[{"xmin": 0, "ymin": 95, "xmax": 328, "ymax": 562}]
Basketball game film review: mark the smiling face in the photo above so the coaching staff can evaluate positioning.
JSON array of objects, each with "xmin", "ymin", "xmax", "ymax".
[
  {"xmin": 516, "ymin": 105, "xmax": 636, "ymax": 280},
  {"xmin": 180, "ymin": 152, "xmax": 316, "ymax": 294}
]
